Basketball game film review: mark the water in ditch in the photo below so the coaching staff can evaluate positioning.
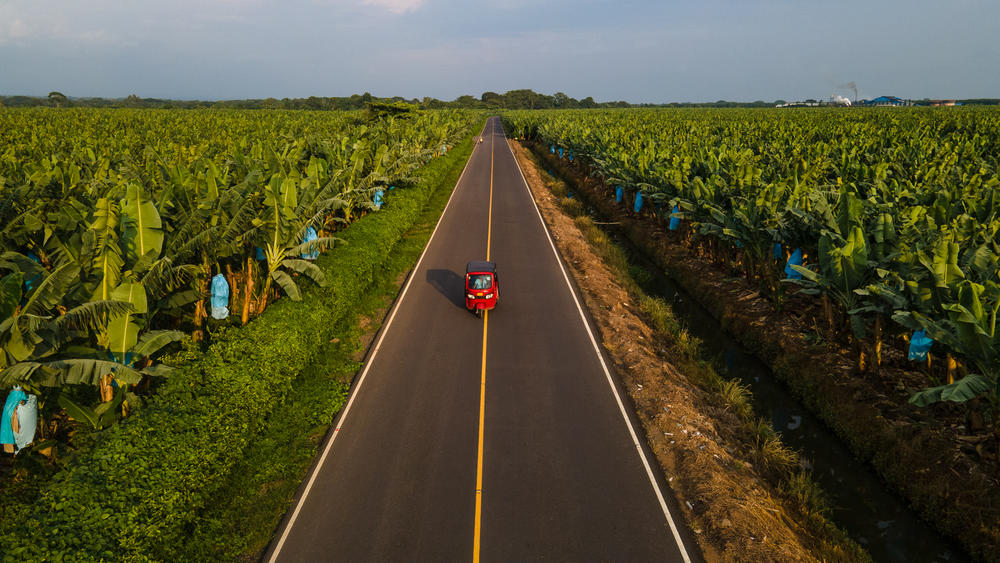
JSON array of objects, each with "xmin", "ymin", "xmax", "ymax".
[{"xmin": 580, "ymin": 209, "xmax": 964, "ymax": 562}]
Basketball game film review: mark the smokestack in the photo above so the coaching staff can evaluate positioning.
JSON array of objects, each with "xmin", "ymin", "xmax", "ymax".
[{"xmin": 838, "ymin": 81, "xmax": 859, "ymax": 103}]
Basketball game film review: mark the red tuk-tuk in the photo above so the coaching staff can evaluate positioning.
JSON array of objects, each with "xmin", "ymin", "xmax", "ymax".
[{"xmin": 465, "ymin": 261, "xmax": 498, "ymax": 316}]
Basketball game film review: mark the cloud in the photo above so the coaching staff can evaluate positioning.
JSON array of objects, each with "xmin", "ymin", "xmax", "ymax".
[
  {"xmin": 0, "ymin": 3, "xmax": 34, "ymax": 44},
  {"xmin": 3, "ymin": 0, "xmax": 999, "ymax": 101},
  {"xmin": 362, "ymin": 0, "xmax": 425, "ymax": 15},
  {"xmin": 0, "ymin": 2, "xmax": 125, "ymax": 46},
  {"xmin": 0, "ymin": 18, "xmax": 32, "ymax": 43}
]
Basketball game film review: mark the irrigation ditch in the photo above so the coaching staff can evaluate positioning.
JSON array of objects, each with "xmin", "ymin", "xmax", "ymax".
[{"xmin": 510, "ymin": 140, "xmax": 971, "ymax": 562}]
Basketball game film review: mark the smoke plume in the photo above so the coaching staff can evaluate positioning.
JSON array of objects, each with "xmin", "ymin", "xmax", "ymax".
[{"xmin": 838, "ymin": 81, "xmax": 859, "ymax": 102}]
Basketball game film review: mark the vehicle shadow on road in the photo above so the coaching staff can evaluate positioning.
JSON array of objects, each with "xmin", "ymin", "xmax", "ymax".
[{"xmin": 425, "ymin": 269, "xmax": 466, "ymax": 309}]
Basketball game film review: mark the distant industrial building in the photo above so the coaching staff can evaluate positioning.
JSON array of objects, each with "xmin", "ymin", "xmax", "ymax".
[
  {"xmin": 775, "ymin": 101, "xmax": 822, "ymax": 108},
  {"xmin": 862, "ymin": 96, "xmax": 906, "ymax": 107}
]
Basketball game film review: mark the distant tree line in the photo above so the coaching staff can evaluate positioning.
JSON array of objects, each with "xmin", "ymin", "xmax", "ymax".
[
  {"xmin": 0, "ymin": 90, "xmax": 631, "ymax": 110},
  {"xmin": 909, "ymin": 98, "xmax": 1000, "ymax": 106},
  {"xmin": 2, "ymin": 90, "xmax": 997, "ymax": 110}
]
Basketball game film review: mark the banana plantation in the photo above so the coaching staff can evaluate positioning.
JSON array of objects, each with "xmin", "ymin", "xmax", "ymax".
[
  {"xmin": 504, "ymin": 107, "xmax": 1000, "ymax": 415},
  {"xmin": 0, "ymin": 107, "xmax": 476, "ymax": 430}
]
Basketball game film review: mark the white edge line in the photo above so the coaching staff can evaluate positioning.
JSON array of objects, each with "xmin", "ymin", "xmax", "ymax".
[
  {"xmin": 503, "ymin": 133, "xmax": 693, "ymax": 563},
  {"xmin": 267, "ymin": 120, "xmax": 489, "ymax": 563}
]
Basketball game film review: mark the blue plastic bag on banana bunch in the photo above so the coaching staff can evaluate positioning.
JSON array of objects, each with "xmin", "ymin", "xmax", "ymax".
[
  {"xmin": 908, "ymin": 329, "xmax": 934, "ymax": 361},
  {"xmin": 211, "ymin": 273, "xmax": 230, "ymax": 320},
  {"xmin": 1, "ymin": 386, "xmax": 35, "ymax": 454}
]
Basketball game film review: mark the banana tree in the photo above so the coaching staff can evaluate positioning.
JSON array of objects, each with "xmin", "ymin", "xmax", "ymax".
[
  {"xmin": 338, "ymin": 141, "xmax": 393, "ymax": 223},
  {"xmin": 847, "ymin": 211, "xmax": 900, "ymax": 370},
  {"xmin": 894, "ymin": 280, "xmax": 999, "ymax": 410},
  {"xmin": 253, "ymin": 175, "xmax": 344, "ymax": 311},
  {"xmin": 95, "ymin": 280, "xmax": 184, "ymax": 399},
  {"xmin": 158, "ymin": 160, "xmax": 256, "ymax": 337},
  {"xmin": 788, "ymin": 227, "xmax": 870, "ymax": 330},
  {"xmin": 0, "ymin": 260, "xmax": 163, "ymax": 391},
  {"xmin": 698, "ymin": 187, "xmax": 789, "ymax": 291}
]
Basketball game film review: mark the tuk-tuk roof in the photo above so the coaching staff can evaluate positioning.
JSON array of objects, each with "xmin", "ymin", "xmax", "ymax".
[{"xmin": 466, "ymin": 260, "xmax": 496, "ymax": 274}]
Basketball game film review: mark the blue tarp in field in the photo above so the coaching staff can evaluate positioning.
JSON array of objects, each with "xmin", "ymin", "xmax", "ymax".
[
  {"xmin": 374, "ymin": 189, "xmax": 384, "ymax": 210},
  {"xmin": 615, "ymin": 186, "xmax": 623, "ymax": 203},
  {"xmin": 669, "ymin": 205, "xmax": 681, "ymax": 231},
  {"xmin": 211, "ymin": 274, "xmax": 230, "ymax": 320},
  {"xmin": 634, "ymin": 191, "xmax": 643, "ymax": 213}
]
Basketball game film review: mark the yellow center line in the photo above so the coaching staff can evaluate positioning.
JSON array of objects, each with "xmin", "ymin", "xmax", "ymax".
[
  {"xmin": 486, "ymin": 125, "xmax": 494, "ymax": 262},
  {"xmin": 473, "ymin": 122, "xmax": 495, "ymax": 562},
  {"xmin": 473, "ymin": 310, "xmax": 488, "ymax": 561}
]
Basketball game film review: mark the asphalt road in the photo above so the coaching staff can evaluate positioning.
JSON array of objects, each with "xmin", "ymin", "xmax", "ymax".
[{"xmin": 264, "ymin": 117, "xmax": 698, "ymax": 562}]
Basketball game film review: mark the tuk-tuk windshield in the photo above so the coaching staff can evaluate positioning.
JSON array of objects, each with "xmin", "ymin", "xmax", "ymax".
[{"xmin": 468, "ymin": 274, "xmax": 493, "ymax": 290}]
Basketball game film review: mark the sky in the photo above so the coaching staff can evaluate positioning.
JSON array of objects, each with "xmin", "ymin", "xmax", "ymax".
[{"xmin": 1, "ymin": 0, "xmax": 998, "ymax": 103}]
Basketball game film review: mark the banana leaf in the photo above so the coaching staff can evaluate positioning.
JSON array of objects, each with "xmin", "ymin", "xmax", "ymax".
[
  {"xmin": 121, "ymin": 184, "xmax": 164, "ymax": 264},
  {"xmin": 54, "ymin": 300, "xmax": 132, "ymax": 333},
  {"xmin": 0, "ymin": 272, "xmax": 22, "ymax": 321},
  {"xmin": 284, "ymin": 236, "xmax": 344, "ymax": 260},
  {"xmin": 0, "ymin": 252, "xmax": 44, "ymax": 279},
  {"xmin": 271, "ymin": 270, "xmax": 301, "ymax": 301},
  {"xmin": 58, "ymin": 394, "xmax": 99, "ymax": 429},
  {"xmin": 131, "ymin": 330, "xmax": 186, "ymax": 359},
  {"xmin": 918, "ymin": 236, "xmax": 964, "ymax": 289},
  {"xmin": 59, "ymin": 387, "xmax": 126, "ymax": 430},
  {"xmin": 2, "ymin": 358, "xmax": 142, "ymax": 387},
  {"xmin": 909, "ymin": 374, "xmax": 994, "ymax": 407},
  {"xmin": 281, "ymin": 258, "xmax": 327, "ymax": 286},
  {"xmin": 107, "ymin": 282, "xmax": 147, "ymax": 360},
  {"xmin": 22, "ymin": 262, "xmax": 81, "ymax": 317}
]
